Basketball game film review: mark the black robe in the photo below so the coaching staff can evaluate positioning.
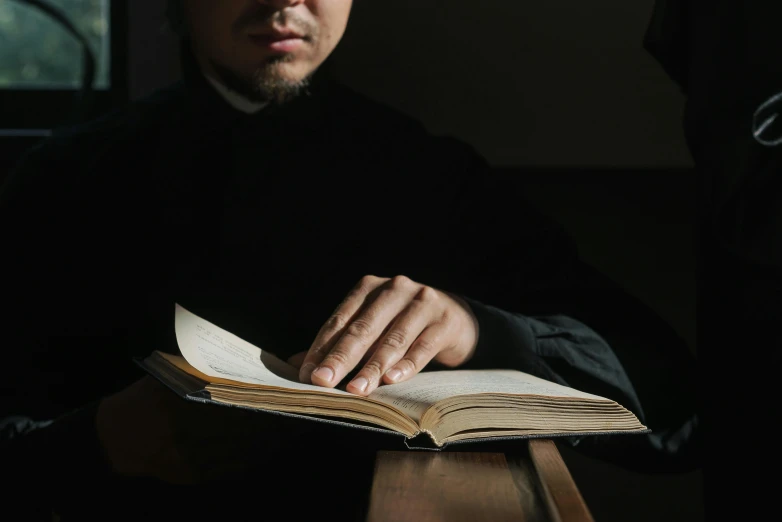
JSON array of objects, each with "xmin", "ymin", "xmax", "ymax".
[{"xmin": 0, "ymin": 45, "xmax": 699, "ymax": 519}]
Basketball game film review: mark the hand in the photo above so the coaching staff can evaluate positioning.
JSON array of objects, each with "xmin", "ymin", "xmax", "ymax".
[{"xmin": 293, "ymin": 275, "xmax": 479, "ymax": 396}]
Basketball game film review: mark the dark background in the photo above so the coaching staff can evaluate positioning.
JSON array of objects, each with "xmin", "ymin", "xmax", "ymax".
[{"xmin": 1, "ymin": 1, "xmax": 701, "ymax": 520}]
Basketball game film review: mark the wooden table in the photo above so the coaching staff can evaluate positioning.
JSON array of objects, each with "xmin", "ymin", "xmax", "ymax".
[{"xmin": 366, "ymin": 439, "xmax": 593, "ymax": 522}]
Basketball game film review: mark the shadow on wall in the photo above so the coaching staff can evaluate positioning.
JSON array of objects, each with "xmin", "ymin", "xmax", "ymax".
[{"xmin": 331, "ymin": 0, "xmax": 693, "ymax": 168}]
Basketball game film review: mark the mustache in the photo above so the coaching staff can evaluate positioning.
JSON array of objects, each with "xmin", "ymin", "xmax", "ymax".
[{"xmin": 233, "ymin": 6, "xmax": 317, "ymax": 39}]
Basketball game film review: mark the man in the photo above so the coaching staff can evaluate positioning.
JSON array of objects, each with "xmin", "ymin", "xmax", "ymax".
[{"xmin": 1, "ymin": 0, "xmax": 698, "ymax": 519}]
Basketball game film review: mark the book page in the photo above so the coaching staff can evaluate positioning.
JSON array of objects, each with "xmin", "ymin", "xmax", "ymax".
[
  {"xmin": 174, "ymin": 304, "xmax": 351, "ymax": 396},
  {"xmin": 368, "ymin": 369, "xmax": 613, "ymax": 422}
]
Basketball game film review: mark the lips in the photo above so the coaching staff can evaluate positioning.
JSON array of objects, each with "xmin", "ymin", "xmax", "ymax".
[
  {"xmin": 249, "ymin": 29, "xmax": 306, "ymax": 43},
  {"xmin": 247, "ymin": 28, "xmax": 308, "ymax": 53}
]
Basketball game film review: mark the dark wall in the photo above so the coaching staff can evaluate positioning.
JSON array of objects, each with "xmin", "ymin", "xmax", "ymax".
[
  {"xmin": 127, "ymin": 0, "xmax": 180, "ymax": 101},
  {"xmin": 332, "ymin": 0, "xmax": 693, "ymax": 168}
]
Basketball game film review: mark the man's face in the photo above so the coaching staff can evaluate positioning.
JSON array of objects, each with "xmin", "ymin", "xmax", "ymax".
[{"xmin": 183, "ymin": 0, "xmax": 353, "ymax": 103}]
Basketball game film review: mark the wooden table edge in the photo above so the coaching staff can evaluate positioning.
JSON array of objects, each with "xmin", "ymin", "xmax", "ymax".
[{"xmin": 528, "ymin": 439, "xmax": 595, "ymax": 522}]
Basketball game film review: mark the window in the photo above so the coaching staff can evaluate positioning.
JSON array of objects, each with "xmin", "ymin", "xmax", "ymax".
[
  {"xmin": 0, "ymin": 0, "xmax": 111, "ymax": 89},
  {"xmin": 0, "ymin": 0, "xmax": 127, "ymax": 131}
]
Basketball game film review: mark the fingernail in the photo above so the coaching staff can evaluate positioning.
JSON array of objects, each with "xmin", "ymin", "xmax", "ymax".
[
  {"xmin": 350, "ymin": 377, "xmax": 369, "ymax": 393},
  {"xmin": 386, "ymin": 369, "xmax": 403, "ymax": 382},
  {"xmin": 312, "ymin": 366, "xmax": 334, "ymax": 383}
]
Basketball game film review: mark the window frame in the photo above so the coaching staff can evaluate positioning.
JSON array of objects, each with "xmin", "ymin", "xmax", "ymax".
[{"xmin": 0, "ymin": 0, "xmax": 129, "ymax": 131}]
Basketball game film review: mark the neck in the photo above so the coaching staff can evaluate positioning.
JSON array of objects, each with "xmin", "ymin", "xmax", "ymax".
[
  {"xmin": 203, "ymin": 74, "xmax": 269, "ymax": 114},
  {"xmin": 190, "ymin": 49, "xmax": 267, "ymax": 114}
]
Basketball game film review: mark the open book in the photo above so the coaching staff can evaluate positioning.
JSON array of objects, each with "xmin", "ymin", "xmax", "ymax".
[{"xmin": 137, "ymin": 305, "xmax": 648, "ymax": 449}]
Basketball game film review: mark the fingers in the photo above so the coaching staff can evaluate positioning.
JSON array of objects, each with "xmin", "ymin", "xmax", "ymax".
[
  {"xmin": 298, "ymin": 275, "xmax": 384, "ymax": 383},
  {"xmin": 346, "ymin": 287, "xmax": 441, "ymax": 396},
  {"xmin": 287, "ymin": 351, "xmax": 307, "ymax": 370},
  {"xmin": 308, "ymin": 276, "xmax": 420, "ymax": 388},
  {"xmin": 381, "ymin": 323, "xmax": 447, "ymax": 386}
]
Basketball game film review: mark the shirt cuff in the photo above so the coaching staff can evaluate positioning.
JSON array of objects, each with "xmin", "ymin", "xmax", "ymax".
[{"xmin": 457, "ymin": 295, "xmax": 553, "ymax": 378}]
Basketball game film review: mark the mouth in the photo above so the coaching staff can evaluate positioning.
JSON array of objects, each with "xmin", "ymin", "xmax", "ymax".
[{"xmin": 248, "ymin": 28, "xmax": 309, "ymax": 53}]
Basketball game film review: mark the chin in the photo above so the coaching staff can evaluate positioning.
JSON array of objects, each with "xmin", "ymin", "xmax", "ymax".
[
  {"xmin": 249, "ymin": 64, "xmax": 314, "ymax": 104},
  {"xmin": 263, "ymin": 58, "xmax": 314, "ymax": 82}
]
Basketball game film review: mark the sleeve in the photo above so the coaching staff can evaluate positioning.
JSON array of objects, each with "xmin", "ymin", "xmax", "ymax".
[
  {"xmin": 0, "ymin": 140, "xmax": 99, "ymax": 420},
  {"xmin": 459, "ymin": 297, "xmax": 700, "ymax": 474},
  {"xmin": 0, "ymin": 144, "xmax": 122, "ymax": 515},
  {"xmin": 0, "ymin": 142, "xmax": 69, "ymax": 420},
  {"xmin": 422, "ymin": 140, "xmax": 700, "ymax": 473},
  {"xmin": 0, "ymin": 135, "xmax": 151, "ymax": 418},
  {"xmin": 1, "ymin": 403, "xmax": 115, "ymax": 520}
]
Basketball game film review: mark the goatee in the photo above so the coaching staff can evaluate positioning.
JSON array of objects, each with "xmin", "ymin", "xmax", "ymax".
[{"xmin": 210, "ymin": 57, "xmax": 312, "ymax": 106}]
